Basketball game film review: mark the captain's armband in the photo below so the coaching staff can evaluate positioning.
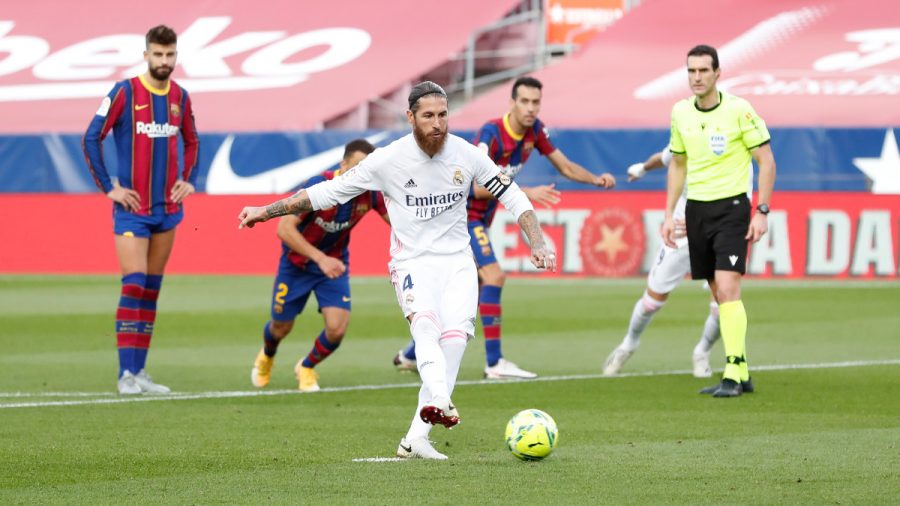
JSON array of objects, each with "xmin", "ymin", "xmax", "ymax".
[{"xmin": 484, "ymin": 173, "xmax": 512, "ymax": 199}]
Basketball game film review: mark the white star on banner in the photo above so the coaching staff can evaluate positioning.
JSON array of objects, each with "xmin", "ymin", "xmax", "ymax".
[{"xmin": 853, "ymin": 129, "xmax": 900, "ymax": 194}]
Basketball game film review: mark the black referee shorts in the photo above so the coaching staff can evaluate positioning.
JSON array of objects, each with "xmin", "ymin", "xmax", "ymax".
[{"xmin": 685, "ymin": 194, "xmax": 750, "ymax": 280}]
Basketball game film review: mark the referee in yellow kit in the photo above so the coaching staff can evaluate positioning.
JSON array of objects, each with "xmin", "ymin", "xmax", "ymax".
[{"xmin": 662, "ymin": 45, "xmax": 776, "ymax": 397}]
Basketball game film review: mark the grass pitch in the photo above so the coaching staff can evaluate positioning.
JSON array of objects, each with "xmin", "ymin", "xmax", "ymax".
[{"xmin": 0, "ymin": 275, "xmax": 897, "ymax": 504}]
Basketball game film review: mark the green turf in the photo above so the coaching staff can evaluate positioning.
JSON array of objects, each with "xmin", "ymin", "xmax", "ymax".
[{"xmin": 0, "ymin": 275, "xmax": 898, "ymax": 504}]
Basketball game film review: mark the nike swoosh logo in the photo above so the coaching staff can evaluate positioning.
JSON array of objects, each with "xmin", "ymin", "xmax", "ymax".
[
  {"xmin": 135, "ymin": 104, "xmax": 149, "ymax": 110},
  {"xmin": 342, "ymin": 296, "xmax": 351, "ymax": 302},
  {"xmin": 206, "ymin": 132, "xmax": 391, "ymax": 195},
  {"xmin": 400, "ymin": 444, "xmax": 412, "ymax": 453}
]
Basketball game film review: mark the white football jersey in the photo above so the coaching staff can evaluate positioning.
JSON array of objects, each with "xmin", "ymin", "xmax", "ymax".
[{"xmin": 307, "ymin": 133, "xmax": 534, "ymax": 261}]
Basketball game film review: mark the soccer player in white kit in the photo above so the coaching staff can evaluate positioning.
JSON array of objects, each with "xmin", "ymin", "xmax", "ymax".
[
  {"xmin": 238, "ymin": 82, "xmax": 556, "ymax": 460},
  {"xmin": 602, "ymin": 148, "xmax": 721, "ymax": 378}
]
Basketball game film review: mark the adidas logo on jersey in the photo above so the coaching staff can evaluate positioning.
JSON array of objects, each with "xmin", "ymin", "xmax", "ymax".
[{"xmin": 404, "ymin": 179, "xmax": 417, "ymax": 188}]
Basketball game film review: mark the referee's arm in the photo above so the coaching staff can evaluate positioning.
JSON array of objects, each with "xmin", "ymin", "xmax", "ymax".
[
  {"xmin": 662, "ymin": 152, "xmax": 687, "ymax": 248},
  {"xmin": 746, "ymin": 143, "xmax": 777, "ymax": 242}
]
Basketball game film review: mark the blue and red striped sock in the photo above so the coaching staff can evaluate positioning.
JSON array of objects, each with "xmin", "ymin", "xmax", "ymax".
[
  {"xmin": 263, "ymin": 322, "xmax": 281, "ymax": 357},
  {"xmin": 480, "ymin": 284, "xmax": 503, "ymax": 367},
  {"xmin": 301, "ymin": 331, "xmax": 340, "ymax": 368},
  {"xmin": 134, "ymin": 274, "xmax": 162, "ymax": 372},
  {"xmin": 116, "ymin": 273, "xmax": 146, "ymax": 377}
]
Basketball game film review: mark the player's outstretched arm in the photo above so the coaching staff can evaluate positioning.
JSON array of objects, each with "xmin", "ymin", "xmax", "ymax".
[
  {"xmin": 547, "ymin": 149, "xmax": 616, "ymax": 189},
  {"xmin": 518, "ymin": 210, "xmax": 556, "ymax": 272},
  {"xmin": 627, "ymin": 151, "xmax": 667, "ymax": 182},
  {"xmin": 238, "ymin": 189, "xmax": 313, "ymax": 229}
]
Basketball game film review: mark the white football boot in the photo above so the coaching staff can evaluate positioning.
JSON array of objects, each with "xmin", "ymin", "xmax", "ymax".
[
  {"xmin": 484, "ymin": 358, "xmax": 537, "ymax": 379},
  {"xmin": 396, "ymin": 437, "xmax": 448, "ymax": 460},
  {"xmin": 134, "ymin": 369, "xmax": 171, "ymax": 394},
  {"xmin": 392, "ymin": 350, "xmax": 417, "ymax": 372},
  {"xmin": 692, "ymin": 350, "xmax": 713, "ymax": 378},
  {"xmin": 603, "ymin": 347, "xmax": 633, "ymax": 376},
  {"xmin": 117, "ymin": 371, "xmax": 142, "ymax": 395}
]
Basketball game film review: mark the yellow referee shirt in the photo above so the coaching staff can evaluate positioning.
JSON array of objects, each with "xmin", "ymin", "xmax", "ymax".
[{"xmin": 669, "ymin": 91, "xmax": 770, "ymax": 201}]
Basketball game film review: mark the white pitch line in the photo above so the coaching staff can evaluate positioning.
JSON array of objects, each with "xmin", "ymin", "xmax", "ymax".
[
  {"xmin": 1, "ymin": 359, "xmax": 897, "ymax": 410},
  {"xmin": 351, "ymin": 457, "xmax": 405, "ymax": 463}
]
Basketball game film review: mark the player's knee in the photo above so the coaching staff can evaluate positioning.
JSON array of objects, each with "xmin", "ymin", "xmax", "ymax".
[
  {"xmin": 324, "ymin": 323, "xmax": 347, "ymax": 342},
  {"xmin": 481, "ymin": 267, "xmax": 505, "ymax": 286},
  {"xmin": 269, "ymin": 320, "xmax": 293, "ymax": 339}
]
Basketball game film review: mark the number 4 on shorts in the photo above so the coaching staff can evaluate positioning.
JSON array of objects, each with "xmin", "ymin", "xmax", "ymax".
[{"xmin": 403, "ymin": 274, "xmax": 414, "ymax": 290}]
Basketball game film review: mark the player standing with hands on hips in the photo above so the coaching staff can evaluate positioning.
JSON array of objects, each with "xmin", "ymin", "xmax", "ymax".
[
  {"xmin": 238, "ymin": 82, "xmax": 556, "ymax": 459},
  {"xmin": 83, "ymin": 25, "xmax": 199, "ymax": 395},
  {"xmin": 663, "ymin": 45, "xmax": 776, "ymax": 397}
]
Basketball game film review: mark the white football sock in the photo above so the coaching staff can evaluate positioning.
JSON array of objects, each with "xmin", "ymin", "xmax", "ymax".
[
  {"xmin": 404, "ymin": 330, "xmax": 468, "ymax": 442},
  {"xmin": 410, "ymin": 312, "xmax": 449, "ymax": 401},
  {"xmin": 405, "ymin": 384, "xmax": 434, "ymax": 441},
  {"xmin": 694, "ymin": 302, "xmax": 721, "ymax": 354},
  {"xmin": 440, "ymin": 330, "xmax": 468, "ymax": 395},
  {"xmin": 620, "ymin": 291, "xmax": 665, "ymax": 351}
]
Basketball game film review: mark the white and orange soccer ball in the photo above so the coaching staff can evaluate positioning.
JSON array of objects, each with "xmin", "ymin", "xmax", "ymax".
[{"xmin": 504, "ymin": 409, "xmax": 558, "ymax": 461}]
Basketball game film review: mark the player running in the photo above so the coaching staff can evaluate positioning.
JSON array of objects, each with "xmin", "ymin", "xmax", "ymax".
[
  {"xmin": 602, "ymin": 148, "xmax": 727, "ymax": 378},
  {"xmin": 250, "ymin": 140, "xmax": 387, "ymax": 392}
]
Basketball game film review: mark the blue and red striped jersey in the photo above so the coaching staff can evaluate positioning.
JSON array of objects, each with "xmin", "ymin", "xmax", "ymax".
[
  {"xmin": 467, "ymin": 114, "xmax": 556, "ymax": 225},
  {"xmin": 83, "ymin": 75, "xmax": 199, "ymax": 216},
  {"xmin": 284, "ymin": 171, "xmax": 388, "ymax": 272}
]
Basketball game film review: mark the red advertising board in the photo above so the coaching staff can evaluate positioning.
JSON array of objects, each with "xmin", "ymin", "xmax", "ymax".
[
  {"xmin": 2, "ymin": 193, "xmax": 898, "ymax": 278},
  {"xmin": 545, "ymin": 0, "xmax": 625, "ymax": 46}
]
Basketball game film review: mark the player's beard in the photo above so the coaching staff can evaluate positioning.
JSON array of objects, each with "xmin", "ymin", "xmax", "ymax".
[
  {"xmin": 149, "ymin": 64, "xmax": 173, "ymax": 82},
  {"xmin": 413, "ymin": 124, "xmax": 447, "ymax": 157}
]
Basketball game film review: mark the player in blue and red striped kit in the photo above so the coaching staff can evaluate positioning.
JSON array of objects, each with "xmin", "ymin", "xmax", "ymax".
[
  {"xmin": 395, "ymin": 76, "xmax": 615, "ymax": 379},
  {"xmin": 83, "ymin": 25, "xmax": 199, "ymax": 395},
  {"xmin": 251, "ymin": 140, "xmax": 389, "ymax": 392}
]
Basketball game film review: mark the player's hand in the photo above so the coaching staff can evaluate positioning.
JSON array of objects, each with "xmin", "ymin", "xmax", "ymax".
[
  {"xmin": 107, "ymin": 183, "xmax": 140, "ymax": 212},
  {"xmin": 626, "ymin": 163, "xmax": 646, "ymax": 182},
  {"xmin": 524, "ymin": 184, "xmax": 561, "ymax": 208},
  {"xmin": 594, "ymin": 173, "xmax": 616, "ymax": 189},
  {"xmin": 317, "ymin": 256, "xmax": 347, "ymax": 279},
  {"xmin": 745, "ymin": 212, "xmax": 768, "ymax": 243},
  {"xmin": 530, "ymin": 243, "xmax": 557, "ymax": 272},
  {"xmin": 661, "ymin": 216, "xmax": 677, "ymax": 248},
  {"xmin": 170, "ymin": 180, "xmax": 195, "ymax": 204},
  {"xmin": 673, "ymin": 218, "xmax": 687, "ymax": 239},
  {"xmin": 238, "ymin": 206, "xmax": 269, "ymax": 229}
]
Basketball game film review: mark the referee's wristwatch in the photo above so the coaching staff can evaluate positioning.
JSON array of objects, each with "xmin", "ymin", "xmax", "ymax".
[{"xmin": 756, "ymin": 203, "xmax": 770, "ymax": 215}]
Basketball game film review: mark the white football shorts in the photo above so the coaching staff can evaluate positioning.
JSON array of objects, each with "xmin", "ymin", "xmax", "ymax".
[
  {"xmin": 389, "ymin": 251, "xmax": 478, "ymax": 337},
  {"xmin": 646, "ymin": 237, "xmax": 691, "ymax": 294}
]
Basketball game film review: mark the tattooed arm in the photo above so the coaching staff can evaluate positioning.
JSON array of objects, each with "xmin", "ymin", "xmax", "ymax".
[
  {"xmin": 517, "ymin": 210, "xmax": 556, "ymax": 272},
  {"xmin": 238, "ymin": 189, "xmax": 312, "ymax": 229}
]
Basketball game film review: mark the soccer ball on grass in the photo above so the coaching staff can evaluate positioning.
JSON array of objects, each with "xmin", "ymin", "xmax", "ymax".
[{"xmin": 504, "ymin": 409, "xmax": 558, "ymax": 461}]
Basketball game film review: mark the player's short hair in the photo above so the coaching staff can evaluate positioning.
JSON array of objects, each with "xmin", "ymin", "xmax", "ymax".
[
  {"xmin": 511, "ymin": 76, "xmax": 543, "ymax": 99},
  {"xmin": 408, "ymin": 81, "xmax": 448, "ymax": 113},
  {"xmin": 343, "ymin": 139, "xmax": 375, "ymax": 159},
  {"xmin": 146, "ymin": 25, "xmax": 177, "ymax": 48},
  {"xmin": 687, "ymin": 44, "xmax": 719, "ymax": 70}
]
